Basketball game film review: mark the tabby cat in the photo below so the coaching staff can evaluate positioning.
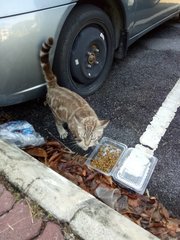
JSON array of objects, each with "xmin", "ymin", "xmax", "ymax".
[{"xmin": 40, "ymin": 37, "xmax": 109, "ymax": 150}]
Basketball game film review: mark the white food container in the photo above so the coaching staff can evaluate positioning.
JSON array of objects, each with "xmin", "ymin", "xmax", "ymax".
[
  {"xmin": 86, "ymin": 137, "xmax": 158, "ymax": 194},
  {"xmin": 112, "ymin": 147, "xmax": 158, "ymax": 194}
]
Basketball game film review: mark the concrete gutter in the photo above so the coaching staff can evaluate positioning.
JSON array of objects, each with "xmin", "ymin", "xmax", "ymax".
[{"xmin": 0, "ymin": 140, "xmax": 158, "ymax": 240}]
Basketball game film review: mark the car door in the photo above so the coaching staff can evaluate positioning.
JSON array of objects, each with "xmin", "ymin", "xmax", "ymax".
[{"xmin": 132, "ymin": 0, "xmax": 179, "ymax": 36}]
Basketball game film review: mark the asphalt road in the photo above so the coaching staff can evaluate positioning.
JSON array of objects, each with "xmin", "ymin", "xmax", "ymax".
[{"xmin": 1, "ymin": 18, "xmax": 180, "ymax": 217}]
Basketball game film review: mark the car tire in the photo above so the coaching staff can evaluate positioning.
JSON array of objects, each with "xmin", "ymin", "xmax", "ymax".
[{"xmin": 53, "ymin": 4, "xmax": 115, "ymax": 96}]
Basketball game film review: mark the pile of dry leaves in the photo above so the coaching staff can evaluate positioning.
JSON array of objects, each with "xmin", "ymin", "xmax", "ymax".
[{"xmin": 24, "ymin": 140, "xmax": 180, "ymax": 240}]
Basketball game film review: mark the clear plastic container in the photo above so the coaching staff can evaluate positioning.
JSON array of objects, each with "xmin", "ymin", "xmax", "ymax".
[
  {"xmin": 86, "ymin": 137, "xmax": 127, "ymax": 176},
  {"xmin": 112, "ymin": 148, "xmax": 158, "ymax": 194},
  {"xmin": 86, "ymin": 137, "xmax": 158, "ymax": 195}
]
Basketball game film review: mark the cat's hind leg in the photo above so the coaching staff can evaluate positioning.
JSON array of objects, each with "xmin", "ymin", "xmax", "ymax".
[{"xmin": 55, "ymin": 121, "xmax": 68, "ymax": 139}]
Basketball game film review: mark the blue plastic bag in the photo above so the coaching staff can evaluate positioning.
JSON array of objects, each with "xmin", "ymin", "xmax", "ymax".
[{"xmin": 0, "ymin": 120, "xmax": 45, "ymax": 147}]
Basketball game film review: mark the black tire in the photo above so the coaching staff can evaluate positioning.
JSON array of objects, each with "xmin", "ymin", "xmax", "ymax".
[{"xmin": 53, "ymin": 4, "xmax": 115, "ymax": 96}]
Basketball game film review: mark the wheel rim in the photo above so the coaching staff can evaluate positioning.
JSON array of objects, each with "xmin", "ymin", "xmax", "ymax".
[{"xmin": 70, "ymin": 26, "xmax": 107, "ymax": 85}]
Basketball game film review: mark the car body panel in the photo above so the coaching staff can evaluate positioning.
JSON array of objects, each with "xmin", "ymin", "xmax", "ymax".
[
  {"xmin": 133, "ymin": 0, "xmax": 179, "ymax": 35},
  {"xmin": 0, "ymin": 0, "xmax": 76, "ymax": 17},
  {"xmin": 120, "ymin": 0, "xmax": 179, "ymax": 38},
  {"xmin": 128, "ymin": 8, "xmax": 179, "ymax": 46},
  {"xmin": 0, "ymin": 3, "xmax": 76, "ymax": 106}
]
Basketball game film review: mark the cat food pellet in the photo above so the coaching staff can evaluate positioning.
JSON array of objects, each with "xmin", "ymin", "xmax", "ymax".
[{"xmin": 91, "ymin": 145, "xmax": 121, "ymax": 173}]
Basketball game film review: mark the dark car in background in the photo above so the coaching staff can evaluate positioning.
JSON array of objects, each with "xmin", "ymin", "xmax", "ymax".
[{"xmin": 0, "ymin": 0, "xmax": 179, "ymax": 106}]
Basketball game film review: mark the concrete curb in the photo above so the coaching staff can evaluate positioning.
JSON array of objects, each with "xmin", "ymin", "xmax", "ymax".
[{"xmin": 0, "ymin": 140, "xmax": 158, "ymax": 240}]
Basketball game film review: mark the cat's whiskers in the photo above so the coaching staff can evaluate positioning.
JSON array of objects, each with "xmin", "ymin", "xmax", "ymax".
[
  {"xmin": 70, "ymin": 144, "xmax": 79, "ymax": 153},
  {"xmin": 65, "ymin": 138, "xmax": 78, "ymax": 147},
  {"xmin": 46, "ymin": 129, "xmax": 60, "ymax": 142},
  {"xmin": 65, "ymin": 138, "xmax": 77, "ymax": 146}
]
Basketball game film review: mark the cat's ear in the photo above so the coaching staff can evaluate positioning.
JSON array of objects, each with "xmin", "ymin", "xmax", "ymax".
[{"xmin": 99, "ymin": 120, "xmax": 109, "ymax": 129}]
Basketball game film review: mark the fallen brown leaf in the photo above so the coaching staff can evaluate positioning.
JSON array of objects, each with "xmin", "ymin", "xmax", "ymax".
[
  {"xmin": 25, "ymin": 147, "xmax": 47, "ymax": 164},
  {"xmin": 151, "ymin": 208, "xmax": 163, "ymax": 223},
  {"xmin": 159, "ymin": 203, "xmax": 170, "ymax": 220},
  {"xmin": 128, "ymin": 198, "xmax": 141, "ymax": 208},
  {"xmin": 48, "ymin": 153, "xmax": 61, "ymax": 163}
]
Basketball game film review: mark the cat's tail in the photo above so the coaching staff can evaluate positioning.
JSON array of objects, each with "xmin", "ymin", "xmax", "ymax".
[{"xmin": 40, "ymin": 37, "xmax": 57, "ymax": 87}]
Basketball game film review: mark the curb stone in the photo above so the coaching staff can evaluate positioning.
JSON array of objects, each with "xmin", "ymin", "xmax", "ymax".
[
  {"xmin": 0, "ymin": 140, "xmax": 159, "ymax": 240},
  {"xmin": 0, "ymin": 180, "xmax": 77, "ymax": 240}
]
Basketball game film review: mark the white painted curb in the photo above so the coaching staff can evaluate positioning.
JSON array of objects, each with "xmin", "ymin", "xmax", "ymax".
[{"xmin": 0, "ymin": 140, "xmax": 158, "ymax": 240}]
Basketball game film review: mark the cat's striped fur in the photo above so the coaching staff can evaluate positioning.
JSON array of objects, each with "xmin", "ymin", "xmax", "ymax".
[{"xmin": 40, "ymin": 37, "xmax": 109, "ymax": 150}]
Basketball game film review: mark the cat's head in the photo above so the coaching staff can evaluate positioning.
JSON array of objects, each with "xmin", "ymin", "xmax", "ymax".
[{"xmin": 74, "ymin": 117, "xmax": 109, "ymax": 150}]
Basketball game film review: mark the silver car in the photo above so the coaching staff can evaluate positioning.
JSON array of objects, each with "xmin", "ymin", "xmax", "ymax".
[{"xmin": 0, "ymin": 0, "xmax": 179, "ymax": 106}]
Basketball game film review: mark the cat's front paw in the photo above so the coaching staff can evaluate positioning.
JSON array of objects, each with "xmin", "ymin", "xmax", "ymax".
[{"xmin": 59, "ymin": 130, "xmax": 68, "ymax": 139}]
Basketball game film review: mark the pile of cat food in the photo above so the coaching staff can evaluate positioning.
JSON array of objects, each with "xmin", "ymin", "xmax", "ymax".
[
  {"xmin": 86, "ymin": 137, "xmax": 127, "ymax": 176},
  {"xmin": 90, "ymin": 145, "xmax": 121, "ymax": 173},
  {"xmin": 24, "ymin": 140, "xmax": 180, "ymax": 239}
]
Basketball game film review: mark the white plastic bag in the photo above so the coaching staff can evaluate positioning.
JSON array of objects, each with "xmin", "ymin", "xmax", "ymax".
[{"xmin": 0, "ymin": 120, "xmax": 45, "ymax": 147}]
